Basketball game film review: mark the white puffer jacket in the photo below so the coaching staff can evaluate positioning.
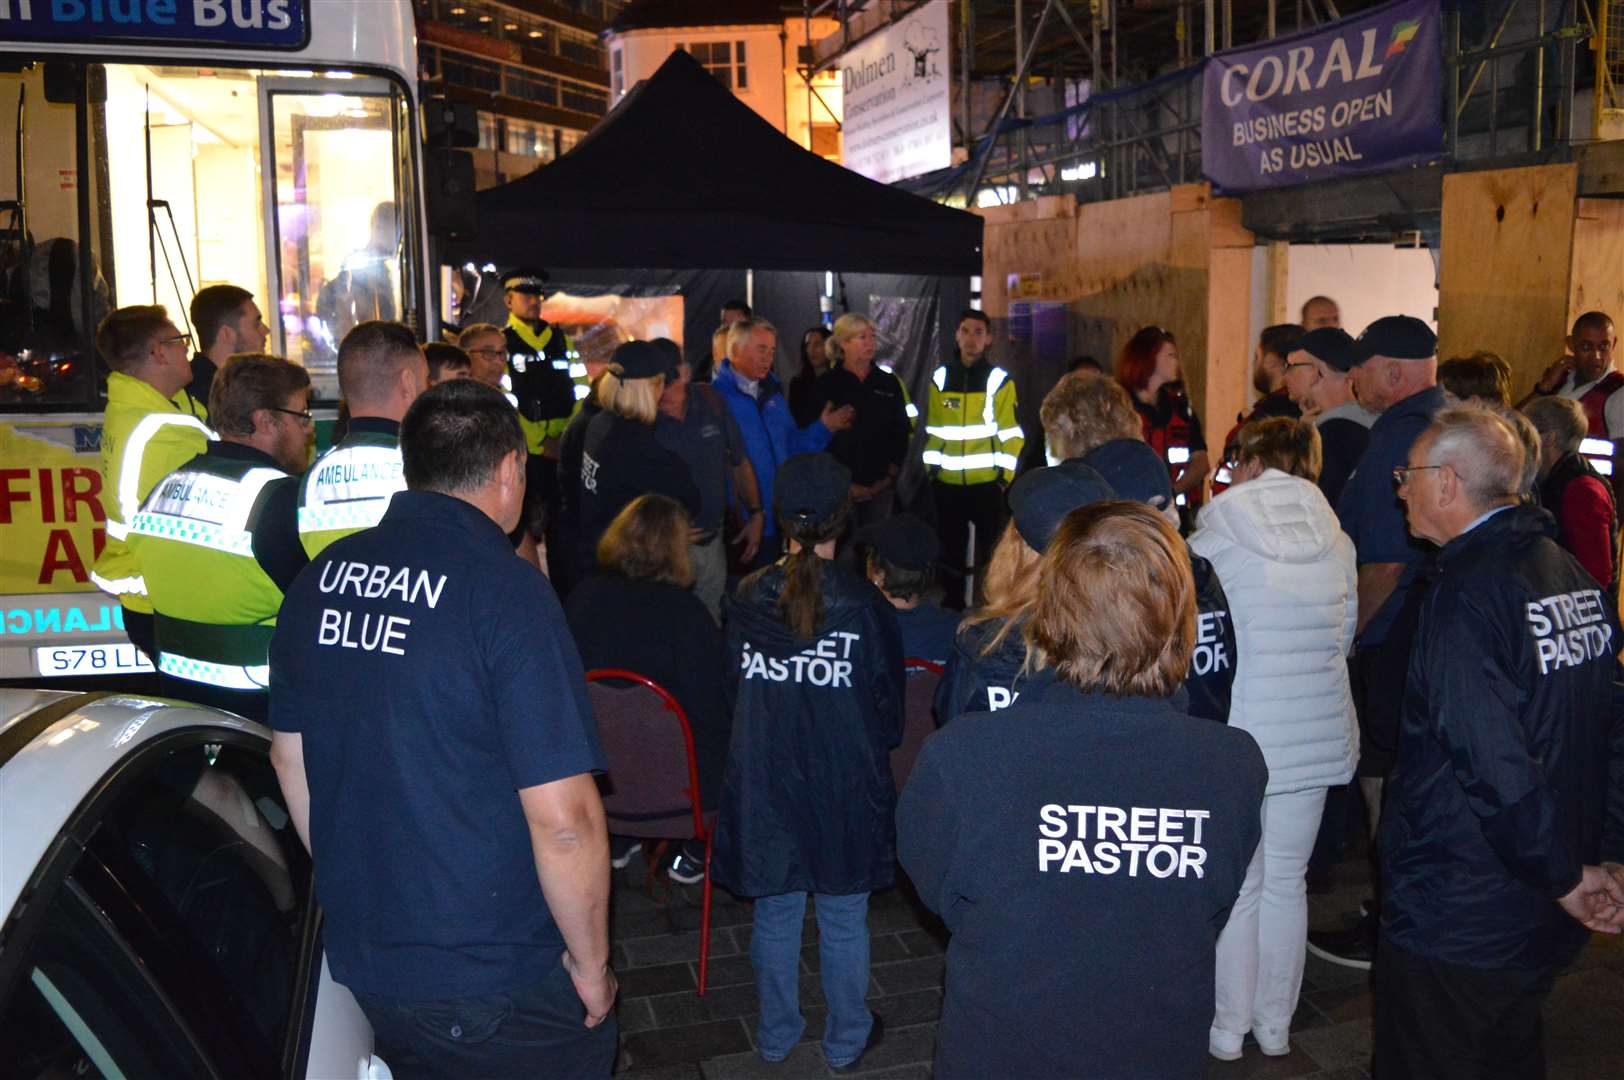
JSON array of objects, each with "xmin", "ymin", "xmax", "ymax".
[{"xmin": 1189, "ymin": 468, "xmax": 1358, "ymax": 795}]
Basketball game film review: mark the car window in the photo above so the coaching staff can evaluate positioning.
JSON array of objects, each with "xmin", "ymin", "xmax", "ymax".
[
  {"xmin": 80, "ymin": 740, "xmax": 315, "ymax": 1071},
  {"xmin": 0, "ymin": 880, "xmax": 206, "ymax": 1079}
]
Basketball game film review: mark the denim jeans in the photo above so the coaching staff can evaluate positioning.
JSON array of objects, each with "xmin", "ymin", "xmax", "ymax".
[
  {"xmin": 751, "ymin": 891, "xmax": 873, "ymax": 1066},
  {"xmin": 352, "ymin": 957, "xmax": 617, "ymax": 1079}
]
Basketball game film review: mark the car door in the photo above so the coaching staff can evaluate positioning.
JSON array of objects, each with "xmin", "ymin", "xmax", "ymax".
[{"xmin": 0, "ymin": 728, "xmax": 382, "ymax": 1078}]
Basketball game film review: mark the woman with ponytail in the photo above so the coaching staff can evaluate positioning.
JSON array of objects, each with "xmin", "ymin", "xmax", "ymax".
[
  {"xmin": 712, "ymin": 452, "xmax": 904, "ymax": 1073},
  {"xmin": 577, "ymin": 340, "xmax": 701, "ymax": 567}
]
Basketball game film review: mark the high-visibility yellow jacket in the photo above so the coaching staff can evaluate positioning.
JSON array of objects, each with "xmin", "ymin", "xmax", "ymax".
[
  {"xmin": 296, "ymin": 420, "xmax": 404, "ymax": 558},
  {"xmin": 129, "ymin": 451, "xmax": 288, "ymax": 692},
  {"xmin": 503, "ymin": 314, "xmax": 585, "ymax": 453},
  {"xmin": 91, "ymin": 371, "xmax": 213, "ymax": 612},
  {"xmin": 922, "ymin": 358, "xmax": 1022, "ymax": 486}
]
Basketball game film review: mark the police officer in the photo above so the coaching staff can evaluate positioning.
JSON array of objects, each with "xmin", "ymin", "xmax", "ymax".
[
  {"xmin": 269, "ymin": 380, "xmax": 617, "ymax": 1077},
  {"xmin": 91, "ymin": 305, "xmax": 212, "ymax": 661},
  {"xmin": 128, "ymin": 354, "xmax": 311, "ymax": 720},
  {"xmin": 1377, "ymin": 407, "xmax": 1624, "ymax": 1078},
  {"xmin": 501, "ymin": 267, "xmax": 586, "ymax": 536},
  {"xmin": 899, "ymin": 500, "xmax": 1265, "ymax": 1078},
  {"xmin": 297, "ymin": 322, "xmax": 428, "ymax": 557},
  {"xmin": 922, "ymin": 308, "xmax": 1023, "ymax": 607}
]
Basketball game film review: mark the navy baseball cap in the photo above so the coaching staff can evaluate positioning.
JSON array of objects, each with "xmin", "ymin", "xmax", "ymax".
[
  {"xmin": 1347, "ymin": 315, "xmax": 1437, "ymax": 365},
  {"xmin": 650, "ymin": 337, "xmax": 683, "ymax": 379},
  {"xmin": 857, "ymin": 514, "xmax": 939, "ymax": 572},
  {"xmin": 1080, "ymin": 438, "xmax": 1174, "ymax": 511},
  {"xmin": 1009, "ymin": 462, "xmax": 1116, "ymax": 552},
  {"xmin": 1294, "ymin": 327, "xmax": 1359, "ymax": 372},
  {"xmin": 775, "ymin": 453, "xmax": 852, "ymax": 527},
  {"xmin": 611, "ymin": 340, "xmax": 669, "ymax": 380}
]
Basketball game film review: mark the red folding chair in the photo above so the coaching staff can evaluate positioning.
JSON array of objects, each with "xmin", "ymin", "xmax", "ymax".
[
  {"xmin": 584, "ymin": 668, "xmax": 716, "ymax": 995},
  {"xmin": 892, "ymin": 658, "xmax": 944, "ymax": 792}
]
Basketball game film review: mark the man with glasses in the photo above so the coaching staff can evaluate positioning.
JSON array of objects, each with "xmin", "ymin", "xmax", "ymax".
[
  {"xmin": 1378, "ymin": 406, "xmax": 1624, "ymax": 1078},
  {"xmin": 128, "ymin": 353, "xmax": 312, "ymax": 721},
  {"xmin": 456, "ymin": 322, "xmax": 511, "ymax": 390},
  {"xmin": 297, "ymin": 322, "xmax": 428, "ymax": 557},
  {"xmin": 90, "ymin": 305, "xmax": 213, "ymax": 663},
  {"xmin": 1520, "ymin": 311, "xmax": 1622, "ymax": 494},
  {"xmin": 1307, "ymin": 315, "xmax": 1445, "ymax": 971},
  {"xmin": 1284, "ymin": 327, "xmax": 1377, "ymax": 508}
]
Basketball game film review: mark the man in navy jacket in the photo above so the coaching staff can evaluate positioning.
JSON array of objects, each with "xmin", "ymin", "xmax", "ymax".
[{"xmin": 1379, "ymin": 406, "xmax": 1624, "ymax": 1078}]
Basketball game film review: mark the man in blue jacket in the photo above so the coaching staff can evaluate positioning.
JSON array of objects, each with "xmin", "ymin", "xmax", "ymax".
[
  {"xmin": 712, "ymin": 316, "xmax": 852, "ymax": 568},
  {"xmin": 1379, "ymin": 406, "xmax": 1624, "ymax": 1078}
]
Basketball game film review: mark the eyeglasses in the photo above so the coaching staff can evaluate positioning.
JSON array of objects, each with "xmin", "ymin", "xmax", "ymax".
[
  {"xmin": 1392, "ymin": 465, "xmax": 1446, "ymax": 486},
  {"xmin": 160, "ymin": 332, "xmax": 192, "ymax": 348},
  {"xmin": 270, "ymin": 406, "xmax": 314, "ymax": 428}
]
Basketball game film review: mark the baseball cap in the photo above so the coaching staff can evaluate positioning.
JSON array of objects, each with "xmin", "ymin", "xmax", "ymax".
[
  {"xmin": 650, "ymin": 337, "xmax": 683, "ymax": 380},
  {"xmin": 1008, "ymin": 462, "xmax": 1116, "ymax": 552},
  {"xmin": 774, "ymin": 453, "xmax": 852, "ymax": 528},
  {"xmin": 1293, "ymin": 327, "xmax": 1358, "ymax": 372},
  {"xmin": 857, "ymin": 514, "xmax": 939, "ymax": 572},
  {"xmin": 611, "ymin": 340, "xmax": 668, "ymax": 380},
  {"xmin": 501, "ymin": 266, "xmax": 550, "ymax": 294},
  {"xmin": 1347, "ymin": 315, "xmax": 1437, "ymax": 366},
  {"xmin": 1080, "ymin": 438, "xmax": 1175, "ymax": 510}
]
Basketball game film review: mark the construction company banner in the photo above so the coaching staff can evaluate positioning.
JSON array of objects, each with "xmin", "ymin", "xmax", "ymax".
[
  {"xmin": 1201, "ymin": 0, "xmax": 1442, "ymax": 192},
  {"xmin": 0, "ymin": 415, "xmax": 108, "ymax": 597},
  {"xmin": 842, "ymin": 0, "xmax": 951, "ymax": 184}
]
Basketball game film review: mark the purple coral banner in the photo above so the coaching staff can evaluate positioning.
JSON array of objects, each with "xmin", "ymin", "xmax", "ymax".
[{"xmin": 1202, "ymin": 0, "xmax": 1442, "ymax": 192}]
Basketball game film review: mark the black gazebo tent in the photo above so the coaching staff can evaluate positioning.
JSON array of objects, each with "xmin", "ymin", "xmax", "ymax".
[
  {"xmin": 451, "ymin": 49, "xmax": 983, "ymax": 276},
  {"xmin": 448, "ymin": 50, "xmax": 986, "ymax": 504}
]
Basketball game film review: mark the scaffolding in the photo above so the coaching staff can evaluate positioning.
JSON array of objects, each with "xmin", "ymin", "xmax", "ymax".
[{"xmin": 804, "ymin": 0, "xmax": 1598, "ymax": 213}]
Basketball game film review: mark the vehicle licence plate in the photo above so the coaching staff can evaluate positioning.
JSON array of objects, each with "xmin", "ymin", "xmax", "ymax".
[{"xmin": 34, "ymin": 644, "xmax": 155, "ymax": 677}]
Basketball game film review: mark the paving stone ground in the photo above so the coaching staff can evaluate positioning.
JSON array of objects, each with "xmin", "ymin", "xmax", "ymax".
[{"xmin": 607, "ymin": 841, "xmax": 1624, "ymax": 1079}]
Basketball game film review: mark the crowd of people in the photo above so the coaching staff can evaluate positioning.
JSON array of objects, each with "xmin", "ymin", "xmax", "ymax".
[{"xmin": 87, "ymin": 270, "xmax": 1624, "ymax": 1078}]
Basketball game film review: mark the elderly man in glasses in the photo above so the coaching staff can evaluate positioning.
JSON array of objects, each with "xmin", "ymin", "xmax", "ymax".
[
  {"xmin": 126, "ymin": 352, "xmax": 314, "ymax": 722},
  {"xmin": 1378, "ymin": 405, "xmax": 1624, "ymax": 1078}
]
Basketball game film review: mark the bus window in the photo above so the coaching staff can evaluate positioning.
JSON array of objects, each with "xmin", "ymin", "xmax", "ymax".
[
  {"xmin": 265, "ymin": 86, "xmax": 403, "ymax": 394},
  {"xmin": 0, "ymin": 64, "xmax": 106, "ymax": 408}
]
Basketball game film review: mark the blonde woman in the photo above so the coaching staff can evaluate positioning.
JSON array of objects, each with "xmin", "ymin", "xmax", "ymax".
[
  {"xmin": 577, "ymin": 340, "xmax": 701, "ymax": 563},
  {"xmin": 818, "ymin": 312, "xmax": 911, "ymax": 527}
]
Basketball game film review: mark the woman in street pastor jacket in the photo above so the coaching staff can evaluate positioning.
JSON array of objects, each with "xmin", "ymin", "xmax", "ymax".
[{"xmin": 712, "ymin": 452, "xmax": 904, "ymax": 1070}]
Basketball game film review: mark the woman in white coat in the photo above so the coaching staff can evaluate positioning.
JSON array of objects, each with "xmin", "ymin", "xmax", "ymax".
[{"xmin": 1189, "ymin": 417, "xmax": 1357, "ymax": 1062}]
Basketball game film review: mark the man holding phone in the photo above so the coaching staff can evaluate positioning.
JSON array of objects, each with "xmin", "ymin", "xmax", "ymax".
[{"xmin": 1520, "ymin": 311, "xmax": 1622, "ymax": 498}]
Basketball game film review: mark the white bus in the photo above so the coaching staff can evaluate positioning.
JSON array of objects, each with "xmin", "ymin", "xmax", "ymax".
[{"xmin": 0, "ymin": 0, "xmax": 435, "ymax": 685}]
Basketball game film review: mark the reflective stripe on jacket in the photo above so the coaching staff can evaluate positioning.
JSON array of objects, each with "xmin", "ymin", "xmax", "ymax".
[
  {"xmin": 129, "ymin": 454, "xmax": 287, "ymax": 691},
  {"xmin": 504, "ymin": 314, "xmax": 580, "ymax": 451},
  {"xmin": 298, "ymin": 429, "xmax": 405, "ymax": 558},
  {"xmin": 92, "ymin": 371, "xmax": 214, "ymax": 611},
  {"xmin": 922, "ymin": 359, "xmax": 1022, "ymax": 486}
]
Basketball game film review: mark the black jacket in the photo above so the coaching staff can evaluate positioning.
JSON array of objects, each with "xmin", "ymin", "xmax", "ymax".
[
  {"xmin": 933, "ymin": 546, "xmax": 1233, "ymax": 727},
  {"xmin": 1381, "ymin": 505, "xmax": 1624, "ymax": 969},
  {"xmin": 899, "ymin": 681, "xmax": 1266, "ymax": 1079},
  {"xmin": 577, "ymin": 411, "xmax": 701, "ymax": 562},
  {"xmin": 712, "ymin": 559, "xmax": 905, "ymax": 897},
  {"xmin": 813, "ymin": 364, "xmax": 911, "ymax": 486}
]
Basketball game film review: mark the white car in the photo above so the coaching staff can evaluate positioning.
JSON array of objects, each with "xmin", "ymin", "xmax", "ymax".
[{"xmin": 0, "ymin": 689, "xmax": 390, "ymax": 1079}]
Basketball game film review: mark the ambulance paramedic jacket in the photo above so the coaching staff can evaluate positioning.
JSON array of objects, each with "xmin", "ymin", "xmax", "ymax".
[
  {"xmin": 1381, "ymin": 504, "xmax": 1624, "ymax": 971},
  {"xmin": 898, "ymin": 681, "xmax": 1266, "ymax": 1079},
  {"xmin": 711, "ymin": 559, "xmax": 905, "ymax": 898}
]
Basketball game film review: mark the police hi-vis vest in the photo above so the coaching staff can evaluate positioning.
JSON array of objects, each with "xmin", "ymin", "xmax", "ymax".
[
  {"xmin": 504, "ymin": 313, "xmax": 586, "ymax": 453},
  {"xmin": 923, "ymin": 360, "xmax": 1023, "ymax": 486},
  {"xmin": 297, "ymin": 429, "xmax": 404, "ymax": 557},
  {"xmin": 129, "ymin": 455, "xmax": 288, "ymax": 692},
  {"xmin": 91, "ymin": 371, "xmax": 214, "ymax": 610}
]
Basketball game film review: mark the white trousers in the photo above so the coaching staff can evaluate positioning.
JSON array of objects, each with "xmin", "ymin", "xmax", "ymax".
[{"xmin": 1212, "ymin": 786, "xmax": 1328, "ymax": 1049}]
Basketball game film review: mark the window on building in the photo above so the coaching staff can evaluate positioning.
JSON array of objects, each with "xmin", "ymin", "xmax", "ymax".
[
  {"xmin": 477, "ymin": 112, "xmax": 498, "ymax": 151},
  {"xmin": 678, "ymin": 41, "xmax": 747, "ymax": 90},
  {"xmin": 612, "ymin": 48, "xmax": 623, "ymax": 98}
]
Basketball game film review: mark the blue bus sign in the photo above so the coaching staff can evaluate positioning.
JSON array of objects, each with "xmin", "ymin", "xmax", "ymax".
[{"xmin": 0, "ymin": 0, "xmax": 310, "ymax": 50}]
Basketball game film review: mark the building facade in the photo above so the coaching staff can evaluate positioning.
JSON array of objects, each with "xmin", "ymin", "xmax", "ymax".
[
  {"xmin": 605, "ymin": 0, "xmax": 842, "ymax": 160},
  {"xmin": 416, "ymin": 0, "xmax": 622, "ymax": 189}
]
